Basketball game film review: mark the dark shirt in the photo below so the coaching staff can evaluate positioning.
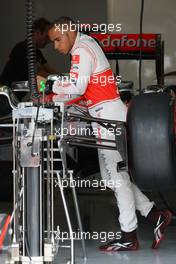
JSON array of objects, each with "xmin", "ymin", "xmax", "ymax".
[{"xmin": 0, "ymin": 41, "xmax": 47, "ymax": 86}]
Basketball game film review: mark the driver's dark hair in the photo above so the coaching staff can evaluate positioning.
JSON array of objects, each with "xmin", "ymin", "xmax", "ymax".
[{"xmin": 32, "ymin": 18, "xmax": 51, "ymax": 33}]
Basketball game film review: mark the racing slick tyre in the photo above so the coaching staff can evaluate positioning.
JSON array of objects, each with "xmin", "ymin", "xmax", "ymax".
[{"xmin": 127, "ymin": 92, "xmax": 176, "ymax": 191}]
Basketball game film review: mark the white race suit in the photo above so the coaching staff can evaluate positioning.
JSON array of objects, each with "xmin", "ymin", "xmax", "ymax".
[{"xmin": 53, "ymin": 32, "xmax": 154, "ymax": 232}]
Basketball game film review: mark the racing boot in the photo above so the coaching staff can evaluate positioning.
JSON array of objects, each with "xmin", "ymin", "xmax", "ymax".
[
  {"xmin": 147, "ymin": 206, "xmax": 172, "ymax": 249},
  {"xmin": 99, "ymin": 229, "xmax": 139, "ymax": 252}
]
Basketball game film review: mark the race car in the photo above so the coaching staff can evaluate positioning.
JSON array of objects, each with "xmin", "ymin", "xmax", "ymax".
[{"xmin": 0, "ymin": 81, "xmax": 175, "ymax": 198}]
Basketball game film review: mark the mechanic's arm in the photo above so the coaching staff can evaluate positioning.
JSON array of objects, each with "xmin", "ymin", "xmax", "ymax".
[{"xmin": 52, "ymin": 48, "xmax": 93, "ymax": 95}]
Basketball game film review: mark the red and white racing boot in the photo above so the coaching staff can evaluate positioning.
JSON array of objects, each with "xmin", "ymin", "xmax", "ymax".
[
  {"xmin": 99, "ymin": 230, "xmax": 139, "ymax": 252},
  {"xmin": 148, "ymin": 208, "xmax": 172, "ymax": 249}
]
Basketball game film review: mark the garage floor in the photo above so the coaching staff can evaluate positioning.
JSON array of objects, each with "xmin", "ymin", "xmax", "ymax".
[
  {"xmin": 52, "ymin": 225, "xmax": 176, "ymax": 264},
  {"xmin": 0, "ymin": 190, "xmax": 176, "ymax": 264},
  {"xmin": 0, "ymin": 224, "xmax": 176, "ymax": 264}
]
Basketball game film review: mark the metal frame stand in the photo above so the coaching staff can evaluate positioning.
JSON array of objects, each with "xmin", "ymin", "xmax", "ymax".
[{"xmin": 9, "ymin": 102, "xmax": 87, "ymax": 264}]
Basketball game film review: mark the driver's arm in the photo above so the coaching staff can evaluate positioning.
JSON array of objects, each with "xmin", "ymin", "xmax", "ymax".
[{"xmin": 52, "ymin": 47, "xmax": 93, "ymax": 95}]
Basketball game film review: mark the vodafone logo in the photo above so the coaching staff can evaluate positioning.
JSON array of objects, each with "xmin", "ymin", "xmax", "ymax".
[{"xmin": 90, "ymin": 33, "xmax": 158, "ymax": 53}]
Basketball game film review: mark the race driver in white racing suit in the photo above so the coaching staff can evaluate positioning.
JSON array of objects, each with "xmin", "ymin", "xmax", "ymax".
[{"xmin": 46, "ymin": 16, "xmax": 172, "ymax": 251}]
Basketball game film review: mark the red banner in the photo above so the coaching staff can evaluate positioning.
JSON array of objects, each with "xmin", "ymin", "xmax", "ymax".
[{"xmin": 90, "ymin": 33, "xmax": 160, "ymax": 53}]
